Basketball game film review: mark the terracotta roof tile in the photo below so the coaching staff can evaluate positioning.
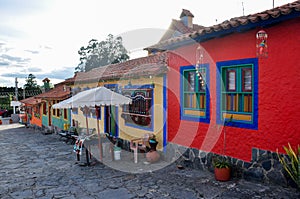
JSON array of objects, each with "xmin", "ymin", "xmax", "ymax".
[
  {"xmin": 236, "ymin": 17, "xmax": 249, "ymax": 25},
  {"xmin": 220, "ymin": 21, "xmax": 231, "ymax": 29},
  {"xmin": 248, "ymin": 16, "xmax": 259, "ymax": 23},
  {"xmin": 257, "ymin": 13, "xmax": 270, "ymax": 20},
  {"xmin": 75, "ymin": 52, "xmax": 168, "ymax": 83},
  {"xmin": 147, "ymin": 0, "xmax": 300, "ymax": 50},
  {"xmin": 36, "ymin": 84, "xmax": 71, "ymax": 100},
  {"xmin": 55, "ymin": 76, "xmax": 76, "ymax": 86},
  {"xmin": 20, "ymin": 96, "xmax": 41, "ymax": 106}
]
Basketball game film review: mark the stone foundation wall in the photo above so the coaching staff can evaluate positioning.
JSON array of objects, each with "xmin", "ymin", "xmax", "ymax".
[
  {"xmin": 165, "ymin": 143, "xmax": 294, "ymax": 187},
  {"xmin": 116, "ymin": 139, "xmax": 295, "ymax": 187}
]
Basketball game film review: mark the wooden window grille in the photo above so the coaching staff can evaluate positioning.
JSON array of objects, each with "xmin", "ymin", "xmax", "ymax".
[{"xmin": 121, "ymin": 89, "xmax": 153, "ymax": 127}]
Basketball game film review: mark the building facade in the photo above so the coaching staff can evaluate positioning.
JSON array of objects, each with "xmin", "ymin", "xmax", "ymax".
[
  {"xmin": 72, "ymin": 53, "xmax": 168, "ymax": 150},
  {"xmin": 146, "ymin": 2, "xmax": 300, "ymax": 184}
]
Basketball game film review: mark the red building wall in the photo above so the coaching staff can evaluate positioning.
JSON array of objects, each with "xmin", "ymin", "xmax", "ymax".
[{"xmin": 167, "ymin": 18, "xmax": 300, "ymax": 161}]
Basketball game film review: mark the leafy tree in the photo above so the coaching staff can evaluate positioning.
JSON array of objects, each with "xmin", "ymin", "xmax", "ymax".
[
  {"xmin": 75, "ymin": 34, "xmax": 130, "ymax": 72},
  {"xmin": 24, "ymin": 74, "xmax": 39, "ymax": 90}
]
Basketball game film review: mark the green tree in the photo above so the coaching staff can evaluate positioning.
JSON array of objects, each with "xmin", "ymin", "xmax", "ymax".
[
  {"xmin": 24, "ymin": 74, "xmax": 39, "ymax": 89},
  {"xmin": 75, "ymin": 34, "xmax": 130, "ymax": 72}
]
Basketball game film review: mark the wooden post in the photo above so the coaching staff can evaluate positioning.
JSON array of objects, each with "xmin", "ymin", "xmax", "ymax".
[
  {"xmin": 84, "ymin": 106, "xmax": 91, "ymax": 165},
  {"xmin": 96, "ymin": 105, "xmax": 103, "ymax": 161}
]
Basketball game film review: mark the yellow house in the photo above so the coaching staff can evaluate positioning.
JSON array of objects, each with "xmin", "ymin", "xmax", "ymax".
[{"xmin": 71, "ymin": 52, "xmax": 168, "ymax": 150}]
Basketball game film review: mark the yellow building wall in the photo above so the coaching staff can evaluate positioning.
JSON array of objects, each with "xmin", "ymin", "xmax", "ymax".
[
  {"xmin": 71, "ymin": 109, "xmax": 104, "ymax": 133},
  {"xmin": 71, "ymin": 76, "xmax": 165, "ymax": 150}
]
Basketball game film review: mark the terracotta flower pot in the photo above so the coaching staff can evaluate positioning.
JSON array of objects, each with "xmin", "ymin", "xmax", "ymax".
[
  {"xmin": 214, "ymin": 167, "xmax": 231, "ymax": 181},
  {"xmin": 146, "ymin": 150, "xmax": 160, "ymax": 163}
]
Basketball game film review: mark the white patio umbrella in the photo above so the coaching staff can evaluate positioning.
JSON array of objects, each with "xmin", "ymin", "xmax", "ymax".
[
  {"xmin": 52, "ymin": 86, "xmax": 132, "ymax": 162},
  {"xmin": 52, "ymin": 87, "xmax": 132, "ymax": 108}
]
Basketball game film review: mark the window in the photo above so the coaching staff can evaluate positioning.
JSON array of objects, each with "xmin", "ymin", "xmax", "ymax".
[
  {"xmin": 180, "ymin": 65, "xmax": 210, "ymax": 122},
  {"xmin": 121, "ymin": 85, "xmax": 153, "ymax": 130},
  {"xmin": 242, "ymin": 68, "xmax": 252, "ymax": 92},
  {"xmin": 63, "ymin": 109, "xmax": 68, "ymax": 120},
  {"xmin": 222, "ymin": 67, "xmax": 252, "ymax": 113},
  {"xmin": 217, "ymin": 58, "xmax": 258, "ymax": 129},
  {"xmin": 42, "ymin": 102, "xmax": 47, "ymax": 115},
  {"xmin": 56, "ymin": 105, "xmax": 60, "ymax": 117},
  {"xmin": 53, "ymin": 100, "xmax": 60, "ymax": 117},
  {"xmin": 227, "ymin": 69, "xmax": 236, "ymax": 91},
  {"xmin": 34, "ymin": 105, "xmax": 40, "ymax": 119}
]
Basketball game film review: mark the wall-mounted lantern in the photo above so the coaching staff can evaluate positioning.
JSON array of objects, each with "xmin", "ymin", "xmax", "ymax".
[{"xmin": 256, "ymin": 29, "xmax": 268, "ymax": 58}]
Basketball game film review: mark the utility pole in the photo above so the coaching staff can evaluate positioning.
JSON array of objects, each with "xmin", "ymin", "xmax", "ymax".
[{"xmin": 15, "ymin": 77, "xmax": 18, "ymax": 101}]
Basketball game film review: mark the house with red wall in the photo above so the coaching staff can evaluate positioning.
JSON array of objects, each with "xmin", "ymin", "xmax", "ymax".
[{"xmin": 146, "ymin": 2, "xmax": 300, "ymax": 183}]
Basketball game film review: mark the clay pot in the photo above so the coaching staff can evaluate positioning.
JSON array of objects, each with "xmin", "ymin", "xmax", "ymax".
[
  {"xmin": 214, "ymin": 167, "xmax": 231, "ymax": 181},
  {"xmin": 146, "ymin": 151, "xmax": 160, "ymax": 163}
]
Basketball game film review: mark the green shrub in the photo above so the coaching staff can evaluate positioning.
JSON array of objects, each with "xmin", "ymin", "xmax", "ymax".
[
  {"xmin": 213, "ymin": 156, "xmax": 231, "ymax": 169},
  {"xmin": 277, "ymin": 143, "xmax": 300, "ymax": 188}
]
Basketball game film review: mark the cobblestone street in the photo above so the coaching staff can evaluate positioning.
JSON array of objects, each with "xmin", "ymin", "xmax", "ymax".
[{"xmin": 0, "ymin": 124, "xmax": 299, "ymax": 199}]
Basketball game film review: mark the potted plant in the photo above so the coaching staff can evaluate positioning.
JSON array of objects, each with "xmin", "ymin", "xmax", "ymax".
[
  {"xmin": 212, "ymin": 115, "xmax": 233, "ymax": 181},
  {"xmin": 213, "ymin": 156, "xmax": 231, "ymax": 181}
]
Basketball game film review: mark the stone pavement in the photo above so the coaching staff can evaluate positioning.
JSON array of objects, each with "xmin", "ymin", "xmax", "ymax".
[{"xmin": 0, "ymin": 124, "xmax": 299, "ymax": 199}]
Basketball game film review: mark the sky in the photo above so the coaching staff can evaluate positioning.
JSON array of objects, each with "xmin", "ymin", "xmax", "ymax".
[{"xmin": 0, "ymin": 0, "xmax": 295, "ymax": 87}]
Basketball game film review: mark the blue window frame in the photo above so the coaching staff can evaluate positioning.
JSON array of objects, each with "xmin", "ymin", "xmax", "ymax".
[
  {"xmin": 216, "ymin": 58, "xmax": 258, "ymax": 129},
  {"xmin": 180, "ymin": 64, "xmax": 210, "ymax": 123},
  {"xmin": 121, "ymin": 84, "xmax": 154, "ymax": 131}
]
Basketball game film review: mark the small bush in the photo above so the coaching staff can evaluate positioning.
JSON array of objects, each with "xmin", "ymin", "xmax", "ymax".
[
  {"xmin": 277, "ymin": 143, "xmax": 300, "ymax": 188},
  {"xmin": 213, "ymin": 156, "xmax": 231, "ymax": 169}
]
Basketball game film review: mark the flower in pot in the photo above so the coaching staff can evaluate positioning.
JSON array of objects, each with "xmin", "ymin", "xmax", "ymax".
[{"xmin": 213, "ymin": 156, "xmax": 231, "ymax": 181}]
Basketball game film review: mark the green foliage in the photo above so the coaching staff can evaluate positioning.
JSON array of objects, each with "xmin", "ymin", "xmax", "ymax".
[
  {"xmin": 277, "ymin": 143, "xmax": 300, "ymax": 188},
  {"xmin": 24, "ymin": 74, "xmax": 39, "ymax": 89},
  {"xmin": 76, "ymin": 34, "xmax": 130, "ymax": 72},
  {"xmin": 213, "ymin": 156, "xmax": 231, "ymax": 169}
]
